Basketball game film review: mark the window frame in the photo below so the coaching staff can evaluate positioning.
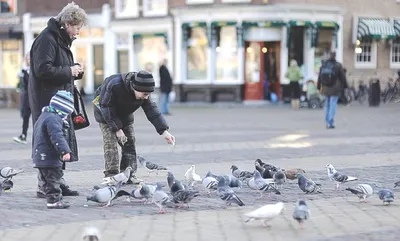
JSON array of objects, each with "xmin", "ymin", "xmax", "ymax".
[
  {"xmin": 390, "ymin": 38, "xmax": 400, "ymax": 69},
  {"xmin": 0, "ymin": 0, "xmax": 17, "ymax": 15},
  {"xmin": 114, "ymin": 0, "xmax": 139, "ymax": 19},
  {"xmin": 354, "ymin": 39, "xmax": 377, "ymax": 69},
  {"xmin": 142, "ymin": 0, "xmax": 168, "ymax": 17}
]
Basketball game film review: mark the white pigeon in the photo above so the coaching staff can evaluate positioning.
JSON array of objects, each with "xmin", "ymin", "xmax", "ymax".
[
  {"xmin": 325, "ymin": 164, "xmax": 357, "ymax": 190},
  {"xmin": 345, "ymin": 184, "xmax": 374, "ymax": 202},
  {"xmin": 0, "ymin": 167, "xmax": 24, "ymax": 179},
  {"xmin": 244, "ymin": 202, "xmax": 285, "ymax": 228},
  {"xmin": 82, "ymin": 226, "xmax": 101, "ymax": 241},
  {"xmin": 184, "ymin": 165, "xmax": 202, "ymax": 187},
  {"xmin": 101, "ymin": 167, "xmax": 132, "ymax": 185}
]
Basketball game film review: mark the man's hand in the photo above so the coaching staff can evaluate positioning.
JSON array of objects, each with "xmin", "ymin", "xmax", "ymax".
[
  {"xmin": 116, "ymin": 129, "xmax": 127, "ymax": 146},
  {"xmin": 162, "ymin": 130, "xmax": 175, "ymax": 145},
  {"xmin": 62, "ymin": 153, "xmax": 71, "ymax": 161}
]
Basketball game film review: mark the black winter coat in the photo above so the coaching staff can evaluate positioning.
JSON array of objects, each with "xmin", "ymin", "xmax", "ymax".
[
  {"xmin": 159, "ymin": 65, "xmax": 173, "ymax": 93},
  {"xmin": 93, "ymin": 73, "xmax": 169, "ymax": 134},
  {"xmin": 317, "ymin": 59, "xmax": 348, "ymax": 97},
  {"xmin": 32, "ymin": 109, "xmax": 71, "ymax": 168},
  {"xmin": 28, "ymin": 18, "xmax": 79, "ymax": 162}
]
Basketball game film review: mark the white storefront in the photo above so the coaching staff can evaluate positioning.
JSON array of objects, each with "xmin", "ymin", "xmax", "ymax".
[
  {"xmin": 22, "ymin": 4, "xmax": 111, "ymax": 94},
  {"xmin": 171, "ymin": 4, "xmax": 344, "ymax": 102}
]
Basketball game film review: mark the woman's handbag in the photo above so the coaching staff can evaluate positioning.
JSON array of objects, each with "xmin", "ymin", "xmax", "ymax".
[{"xmin": 72, "ymin": 86, "xmax": 90, "ymax": 130}]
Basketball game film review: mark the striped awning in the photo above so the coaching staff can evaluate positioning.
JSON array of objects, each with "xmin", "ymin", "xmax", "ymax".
[
  {"xmin": 357, "ymin": 18, "xmax": 396, "ymax": 40},
  {"xmin": 242, "ymin": 21, "xmax": 286, "ymax": 28},
  {"xmin": 394, "ymin": 20, "xmax": 400, "ymax": 36}
]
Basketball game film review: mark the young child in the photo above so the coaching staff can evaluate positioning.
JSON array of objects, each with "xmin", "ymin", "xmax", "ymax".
[
  {"xmin": 306, "ymin": 79, "xmax": 324, "ymax": 102},
  {"xmin": 32, "ymin": 90, "xmax": 75, "ymax": 209}
]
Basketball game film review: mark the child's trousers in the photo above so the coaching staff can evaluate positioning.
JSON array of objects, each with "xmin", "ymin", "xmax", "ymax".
[{"xmin": 37, "ymin": 167, "xmax": 64, "ymax": 203}]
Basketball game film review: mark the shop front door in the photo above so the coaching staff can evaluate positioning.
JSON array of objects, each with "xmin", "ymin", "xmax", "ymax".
[{"xmin": 244, "ymin": 41, "xmax": 281, "ymax": 101}]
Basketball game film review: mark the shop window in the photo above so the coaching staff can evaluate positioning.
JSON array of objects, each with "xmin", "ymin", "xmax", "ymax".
[
  {"xmin": 186, "ymin": 27, "xmax": 208, "ymax": 80},
  {"xmin": 354, "ymin": 39, "xmax": 377, "ymax": 69},
  {"xmin": 1, "ymin": 40, "xmax": 21, "ymax": 87},
  {"xmin": 390, "ymin": 38, "xmax": 400, "ymax": 68},
  {"xmin": 314, "ymin": 29, "xmax": 333, "ymax": 74},
  {"xmin": 74, "ymin": 47, "xmax": 87, "ymax": 91},
  {"xmin": 215, "ymin": 26, "xmax": 238, "ymax": 81},
  {"xmin": 93, "ymin": 45, "xmax": 104, "ymax": 89},
  {"xmin": 115, "ymin": 0, "xmax": 139, "ymax": 18},
  {"xmin": 117, "ymin": 50, "xmax": 129, "ymax": 73},
  {"xmin": 0, "ymin": 0, "xmax": 16, "ymax": 14},
  {"xmin": 133, "ymin": 36, "xmax": 168, "ymax": 87}
]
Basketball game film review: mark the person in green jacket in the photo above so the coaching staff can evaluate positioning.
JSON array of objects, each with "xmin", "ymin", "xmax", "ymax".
[{"xmin": 285, "ymin": 59, "xmax": 303, "ymax": 109}]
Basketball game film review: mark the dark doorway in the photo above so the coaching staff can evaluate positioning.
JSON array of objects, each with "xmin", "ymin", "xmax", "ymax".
[{"xmin": 288, "ymin": 27, "xmax": 304, "ymax": 66}]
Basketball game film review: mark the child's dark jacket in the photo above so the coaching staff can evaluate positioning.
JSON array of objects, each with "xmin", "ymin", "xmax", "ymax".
[{"xmin": 32, "ymin": 108, "xmax": 71, "ymax": 168}]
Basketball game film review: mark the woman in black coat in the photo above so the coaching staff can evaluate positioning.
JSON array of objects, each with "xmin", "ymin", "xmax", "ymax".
[{"xmin": 28, "ymin": 2, "xmax": 88, "ymax": 198}]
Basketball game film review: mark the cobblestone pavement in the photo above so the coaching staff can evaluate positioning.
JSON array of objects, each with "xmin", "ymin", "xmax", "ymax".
[{"xmin": 1, "ymin": 104, "xmax": 400, "ymax": 240}]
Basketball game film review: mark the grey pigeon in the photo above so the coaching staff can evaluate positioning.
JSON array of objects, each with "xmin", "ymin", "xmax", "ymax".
[
  {"xmin": 172, "ymin": 189, "xmax": 200, "ymax": 208},
  {"xmin": 255, "ymin": 161, "xmax": 275, "ymax": 179},
  {"xmin": 0, "ymin": 167, "xmax": 24, "ymax": 179},
  {"xmin": 217, "ymin": 178, "xmax": 245, "ymax": 207},
  {"xmin": 230, "ymin": 165, "xmax": 253, "ymax": 180},
  {"xmin": 293, "ymin": 200, "xmax": 310, "ymax": 230},
  {"xmin": 1, "ymin": 179, "xmax": 13, "ymax": 192},
  {"xmin": 255, "ymin": 159, "xmax": 279, "ymax": 172},
  {"xmin": 273, "ymin": 170, "xmax": 286, "ymax": 189},
  {"xmin": 138, "ymin": 155, "xmax": 168, "ymax": 176},
  {"xmin": 345, "ymin": 184, "xmax": 373, "ymax": 202},
  {"xmin": 214, "ymin": 174, "xmax": 242, "ymax": 188},
  {"xmin": 87, "ymin": 181, "xmax": 124, "ymax": 207},
  {"xmin": 394, "ymin": 181, "xmax": 400, "ymax": 188},
  {"xmin": 202, "ymin": 171, "xmax": 219, "ymax": 191},
  {"xmin": 152, "ymin": 182, "xmax": 170, "ymax": 214},
  {"xmin": 326, "ymin": 164, "xmax": 357, "ymax": 190},
  {"xmin": 101, "ymin": 167, "xmax": 132, "ymax": 185},
  {"xmin": 296, "ymin": 173, "xmax": 322, "ymax": 194},
  {"xmin": 248, "ymin": 170, "xmax": 280, "ymax": 198},
  {"xmin": 167, "ymin": 171, "xmax": 186, "ymax": 195},
  {"xmin": 378, "ymin": 189, "xmax": 394, "ymax": 205}
]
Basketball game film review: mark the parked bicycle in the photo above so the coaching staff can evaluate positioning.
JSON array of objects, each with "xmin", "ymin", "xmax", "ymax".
[
  {"xmin": 382, "ymin": 78, "xmax": 400, "ymax": 103},
  {"xmin": 344, "ymin": 80, "xmax": 369, "ymax": 105}
]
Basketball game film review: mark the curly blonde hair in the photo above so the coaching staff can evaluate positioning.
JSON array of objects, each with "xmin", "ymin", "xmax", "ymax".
[{"xmin": 55, "ymin": 2, "xmax": 88, "ymax": 27}]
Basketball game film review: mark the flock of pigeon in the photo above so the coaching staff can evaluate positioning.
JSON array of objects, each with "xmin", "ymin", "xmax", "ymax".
[{"xmin": 0, "ymin": 155, "xmax": 398, "ymax": 230}]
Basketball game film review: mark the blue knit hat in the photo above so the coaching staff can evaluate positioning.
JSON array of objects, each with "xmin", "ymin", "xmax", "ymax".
[{"xmin": 49, "ymin": 90, "xmax": 74, "ymax": 118}]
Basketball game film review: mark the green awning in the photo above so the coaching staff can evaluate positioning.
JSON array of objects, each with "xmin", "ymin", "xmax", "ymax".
[
  {"xmin": 182, "ymin": 22, "xmax": 207, "ymax": 29},
  {"xmin": 242, "ymin": 21, "xmax": 286, "ymax": 28},
  {"xmin": 133, "ymin": 33, "xmax": 167, "ymax": 39},
  {"xmin": 211, "ymin": 21, "xmax": 236, "ymax": 28},
  {"xmin": 357, "ymin": 18, "xmax": 396, "ymax": 40},
  {"xmin": 394, "ymin": 20, "xmax": 400, "ymax": 36},
  {"xmin": 315, "ymin": 21, "xmax": 339, "ymax": 30},
  {"xmin": 288, "ymin": 20, "xmax": 313, "ymax": 27}
]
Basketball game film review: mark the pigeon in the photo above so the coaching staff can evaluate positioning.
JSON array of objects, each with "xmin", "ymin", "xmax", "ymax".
[
  {"xmin": 244, "ymin": 202, "xmax": 284, "ymax": 228},
  {"xmin": 202, "ymin": 171, "xmax": 219, "ymax": 191},
  {"xmin": 82, "ymin": 226, "xmax": 101, "ymax": 241},
  {"xmin": 326, "ymin": 164, "xmax": 358, "ymax": 190},
  {"xmin": 230, "ymin": 165, "xmax": 253, "ymax": 180},
  {"xmin": 293, "ymin": 200, "xmax": 310, "ymax": 230},
  {"xmin": 0, "ymin": 167, "xmax": 24, "ymax": 179},
  {"xmin": 138, "ymin": 155, "xmax": 168, "ymax": 176},
  {"xmin": 248, "ymin": 170, "xmax": 280, "ymax": 198},
  {"xmin": 273, "ymin": 170, "xmax": 286, "ymax": 189},
  {"xmin": 100, "ymin": 167, "xmax": 132, "ymax": 185},
  {"xmin": 167, "ymin": 171, "xmax": 186, "ymax": 195},
  {"xmin": 394, "ymin": 181, "xmax": 400, "ymax": 188},
  {"xmin": 133, "ymin": 182, "xmax": 155, "ymax": 204},
  {"xmin": 296, "ymin": 173, "xmax": 322, "ymax": 194},
  {"xmin": 172, "ymin": 189, "xmax": 200, "ymax": 208},
  {"xmin": 213, "ymin": 174, "xmax": 242, "ymax": 188},
  {"xmin": 345, "ymin": 184, "xmax": 374, "ymax": 202},
  {"xmin": 86, "ymin": 181, "xmax": 125, "ymax": 207},
  {"xmin": 284, "ymin": 168, "xmax": 306, "ymax": 180},
  {"xmin": 152, "ymin": 182, "xmax": 170, "ymax": 214},
  {"xmin": 378, "ymin": 189, "xmax": 394, "ymax": 205},
  {"xmin": 255, "ymin": 159, "xmax": 279, "ymax": 172},
  {"xmin": 255, "ymin": 161, "xmax": 275, "ymax": 179},
  {"xmin": 184, "ymin": 165, "xmax": 202, "ymax": 187},
  {"xmin": 217, "ymin": 177, "xmax": 245, "ymax": 207},
  {"xmin": 1, "ymin": 179, "xmax": 13, "ymax": 192}
]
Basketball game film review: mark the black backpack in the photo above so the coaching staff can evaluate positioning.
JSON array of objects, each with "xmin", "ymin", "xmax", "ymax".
[{"xmin": 320, "ymin": 61, "xmax": 337, "ymax": 87}]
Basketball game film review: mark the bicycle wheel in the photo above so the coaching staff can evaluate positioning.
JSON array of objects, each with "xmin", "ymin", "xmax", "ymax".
[{"xmin": 384, "ymin": 90, "xmax": 394, "ymax": 103}]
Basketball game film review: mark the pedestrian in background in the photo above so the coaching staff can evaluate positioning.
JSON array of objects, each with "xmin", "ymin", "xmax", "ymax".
[
  {"xmin": 159, "ymin": 59, "xmax": 173, "ymax": 115},
  {"xmin": 13, "ymin": 51, "xmax": 31, "ymax": 144},
  {"xmin": 29, "ymin": 2, "xmax": 87, "ymax": 198},
  {"xmin": 285, "ymin": 59, "xmax": 303, "ymax": 109}
]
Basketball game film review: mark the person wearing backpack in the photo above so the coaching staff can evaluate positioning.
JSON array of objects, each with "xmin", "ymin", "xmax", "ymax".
[{"xmin": 317, "ymin": 52, "xmax": 348, "ymax": 129}]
